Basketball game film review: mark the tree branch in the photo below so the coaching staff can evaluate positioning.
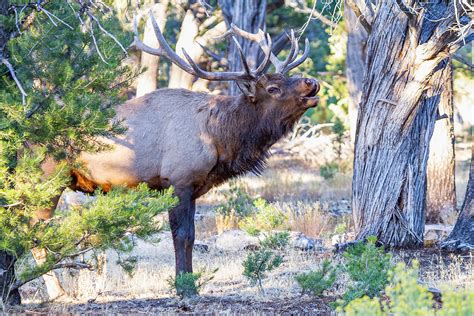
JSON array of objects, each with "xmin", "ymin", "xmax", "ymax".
[
  {"xmin": 1, "ymin": 57, "xmax": 27, "ymax": 105},
  {"xmin": 346, "ymin": 0, "xmax": 372, "ymax": 33},
  {"xmin": 395, "ymin": 0, "xmax": 416, "ymax": 19},
  {"xmin": 11, "ymin": 261, "xmax": 92, "ymax": 290}
]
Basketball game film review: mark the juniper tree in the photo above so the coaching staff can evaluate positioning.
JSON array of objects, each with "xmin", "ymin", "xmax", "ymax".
[{"xmin": 0, "ymin": 1, "xmax": 177, "ymax": 305}]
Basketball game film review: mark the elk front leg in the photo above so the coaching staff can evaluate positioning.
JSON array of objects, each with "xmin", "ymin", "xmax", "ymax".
[{"xmin": 169, "ymin": 187, "xmax": 195, "ymax": 275}]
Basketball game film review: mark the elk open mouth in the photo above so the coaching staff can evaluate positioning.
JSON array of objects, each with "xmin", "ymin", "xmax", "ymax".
[{"xmin": 300, "ymin": 86, "xmax": 320, "ymax": 107}]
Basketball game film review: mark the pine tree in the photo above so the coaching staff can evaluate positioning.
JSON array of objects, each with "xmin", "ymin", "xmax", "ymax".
[{"xmin": 0, "ymin": 1, "xmax": 177, "ymax": 305}]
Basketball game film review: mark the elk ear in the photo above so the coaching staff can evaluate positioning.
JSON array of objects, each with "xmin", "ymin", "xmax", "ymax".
[{"xmin": 236, "ymin": 80, "xmax": 257, "ymax": 102}]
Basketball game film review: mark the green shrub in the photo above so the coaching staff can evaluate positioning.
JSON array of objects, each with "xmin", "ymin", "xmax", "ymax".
[
  {"xmin": 295, "ymin": 259, "xmax": 337, "ymax": 296},
  {"xmin": 320, "ymin": 162, "xmax": 339, "ymax": 180},
  {"xmin": 240, "ymin": 198, "xmax": 287, "ymax": 236},
  {"xmin": 260, "ymin": 231, "xmax": 290, "ymax": 250},
  {"xmin": 341, "ymin": 236, "xmax": 393, "ymax": 305},
  {"xmin": 215, "ymin": 182, "xmax": 253, "ymax": 218},
  {"xmin": 339, "ymin": 261, "xmax": 474, "ymax": 315},
  {"xmin": 243, "ymin": 248, "xmax": 283, "ymax": 293},
  {"xmin": 167, "ymin": 270, "xmax": 214, "ymax": 299}
]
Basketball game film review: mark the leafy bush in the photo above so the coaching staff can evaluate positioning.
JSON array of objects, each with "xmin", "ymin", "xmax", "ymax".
[
  {"xmin": 215, "ymin": 183, "xmax": 253, "ymax": 218},
  {"xmin": 339, "ymin": 261, "xmax": 474, "ymax": 315},
  {"xmin": 341, "ymin": 236, "xmax": 393, "ymax": 304},
  {"xmin": 320, "ymin": 162, "xmax": 339, "ymax": 180},
  {"xmin": 240, "ymin": 198, "xmax": 287, "ymax": 236},
  {"xmin": 167, "ymin": 270, "xmax": 215, "ymax": 299},
  {"xmin": 243, "ymin": 248, "xmax": 283, "ymax": 293},
  {"xmin": 260, "ymin": 231, "xmax": 290, "ymax": 250},
  {"xmin": 16, "ymin": 184, "xmax": 178, "ymax": 282},
  {"xmin": 295, "ymin": 259, "xmax": 337, "ymax": 296}
]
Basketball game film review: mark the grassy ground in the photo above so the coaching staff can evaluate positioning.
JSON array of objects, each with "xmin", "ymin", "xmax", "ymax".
[{"xmin": 10, "ymin": 136, "xmax": 473, "ymax": 314}]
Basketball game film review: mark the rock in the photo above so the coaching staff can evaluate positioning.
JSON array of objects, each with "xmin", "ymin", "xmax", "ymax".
[
  {"xmin": 289, "ymin": 232, "xmax": 324, "ymax": 251},
  {"xmin": 213, "ymin": 230, "xmax": 259, "ymax": 252},
  {"xmin": 424, "ymin": 224, "xmax": 453, "ymax": 247},
  {"xmin": 193, "ymin": 241, "xmax": 210, "ymax": 253},
  {"xmin": 331, "ymin": 232, "xmax": 355, "ymax": 246}
]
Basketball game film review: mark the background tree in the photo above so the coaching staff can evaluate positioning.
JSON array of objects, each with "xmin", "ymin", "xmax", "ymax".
[
  {"xmin": 349, "ymin": 1, "xmax": 472, "ymax": 247},
  {"xmin": 442, "ymin": 143, "xmax": 473, "ymax": 250},
  {"xmin": 426, "ymin": 62, "xmax": 456, "ymax": 224},
  {"xmin": 0, "ymin": 0, "xmax": 176, "ymax": 305}
]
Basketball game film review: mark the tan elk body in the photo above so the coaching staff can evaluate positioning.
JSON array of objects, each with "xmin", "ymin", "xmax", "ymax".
[{"xmin": 36, "ymin": 12, "xmax": 320, "ymax": 297}]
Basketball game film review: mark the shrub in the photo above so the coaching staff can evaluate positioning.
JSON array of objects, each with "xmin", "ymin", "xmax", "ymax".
[
  {"xmin": 243, "ymin": 248, "xmax": 283, "ymax": 293},
  {"xmin": 215, "ymin": 183, "xmax": 253, "ymax": 218},
  {"xmin": 339, "ymin": 261, "xmax": 474, "ymax": 315},
  {"xmin": 240, "ymin": 198, "xmax": 287, "ymax": 236},
  {"xmin": 260, "ymin": 231, "xmax": 290, "ymax": 250},
  {"xmin": 320, "ymin": 162, "xmax": 339, "ymax": 180},
  {"xmin": 167, "ymin": 270, "xmax": 215, "ymax": 299},
  {"xmin": 341, "ymin": 236, "xmax": 393, "ymax": 304},
  {"xmin": 295, "ymin": 259, "xmax": 337, "ymax": 296}
]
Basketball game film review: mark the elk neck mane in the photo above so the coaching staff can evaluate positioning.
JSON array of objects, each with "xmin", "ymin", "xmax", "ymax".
[{"xmin": 206, "ymin": 93, "xmax": 299, "ymax": 179}]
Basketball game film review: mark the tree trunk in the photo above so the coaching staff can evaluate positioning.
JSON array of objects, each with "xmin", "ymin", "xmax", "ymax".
[
  {"xmin": 442, "ymin": 143, "xmax": 473, "ymax": 250},
  {"xmin": 168, "ymin": 7, "xmax": 203, "ymax": 89},
  {"xmin": 426, "ymin": 63, "xmax": 456, "ymax": 224},
  {"xmin": 351, "ymin": 1, "xmax": 469, "ymax": 247},
  {"xmin": 219, "ymin": 0, "xmax": 267, "ymax": 95},
  {"xmin": 344, "ymin": 1, "xmax": 367, "ymax": 143},
  {"xmin": 135, "ymin": 2, "xmax": 169, "ymax": 97},
  {"xmin": 0, "ymin": 252, "xmax": 21, "ymax": 306}
]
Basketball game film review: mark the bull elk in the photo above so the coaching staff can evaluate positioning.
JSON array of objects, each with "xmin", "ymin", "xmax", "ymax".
[{"xmin": 39, "ymin": 11, "xmax": 320, "ymax": 285}]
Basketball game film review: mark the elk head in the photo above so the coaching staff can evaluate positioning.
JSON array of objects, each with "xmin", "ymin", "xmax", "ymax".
[{"xmin": 131, "ymin": 12, "xmax": 320, "ymax": 111}]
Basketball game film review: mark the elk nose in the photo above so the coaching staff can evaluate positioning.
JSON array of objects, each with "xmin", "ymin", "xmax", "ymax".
[{"xmin": 304, "ymin": 78, "xmax": 314, "ymax": 86}]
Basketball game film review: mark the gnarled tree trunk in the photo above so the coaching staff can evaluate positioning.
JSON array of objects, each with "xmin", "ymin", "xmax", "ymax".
[
  {"xmin": 426, "ymin": 63, "xmax": 456, "ymax": 224},
  {"xmin": 219, "ymin": 0, "xmax": 267, "ymax": 95},
  {"xmin": 351, "ymin": 1, "xmax": 470, "ymax": 247},
  {"xmin": 442, "ymin": 143, "xmax": 473, "ymax": 250},
  {"xmin": 135, "ymin": 2, "xmax": 169, "ymax": 97}
]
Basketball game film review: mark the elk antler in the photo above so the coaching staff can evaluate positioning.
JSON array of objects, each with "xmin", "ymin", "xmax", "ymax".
[
  {"xmin": 219, "ymin": 24, "xmax": 310, "ymax": 75},
  {"xmin": 131, "ymin": 11, "xmax": 274, "ymax": 82}
]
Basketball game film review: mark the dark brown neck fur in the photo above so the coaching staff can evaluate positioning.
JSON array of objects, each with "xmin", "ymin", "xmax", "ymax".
[{"xmin": 206, "ymin": 94, "xmax": 301, "ymax": 181}]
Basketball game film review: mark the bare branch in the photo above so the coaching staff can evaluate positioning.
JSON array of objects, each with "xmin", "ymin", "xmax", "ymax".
[
  {"xmin": 86, "ymin": 11, "xmax": 128, "ymax": 56},
  {"xmin": 346, "ymin": 0, "xmax": 372, "ymax": 33},
  {"xmin": 395, "ymin": 0, "xmax": 416, "ymax": 19},
  {"xmin": 1, "ymin": 57, "xmax": 27, "ymax": 105},
  {"xmin": 38, "ymin": 6, "xmax": 74, "ymax": 30}
]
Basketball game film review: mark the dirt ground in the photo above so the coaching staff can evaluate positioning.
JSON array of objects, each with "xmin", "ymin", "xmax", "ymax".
[{"xmin": 7, "ymin": 139, "xmax": 473, "ymax": 315}]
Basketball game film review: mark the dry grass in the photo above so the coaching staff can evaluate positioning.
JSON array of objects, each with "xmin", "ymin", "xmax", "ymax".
[{"xmin": 14, "ymin": 136, "xmax": 474, "ymax": 314}]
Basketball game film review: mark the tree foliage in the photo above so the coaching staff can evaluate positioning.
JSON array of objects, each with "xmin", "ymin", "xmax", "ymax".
[{"xmin": 0, "ymin": 0, "xmax": 176, "ymax": 296}]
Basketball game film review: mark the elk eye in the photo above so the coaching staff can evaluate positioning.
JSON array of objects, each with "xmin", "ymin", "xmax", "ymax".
[{"xmin": 267, "ymin": 87, "xmax": 281, "ymax": 95}]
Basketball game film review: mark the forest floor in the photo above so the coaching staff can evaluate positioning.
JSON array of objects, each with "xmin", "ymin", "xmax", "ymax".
[{"xmin": 9, "ymin": 137, "xmax": 473, "ymax": 315}]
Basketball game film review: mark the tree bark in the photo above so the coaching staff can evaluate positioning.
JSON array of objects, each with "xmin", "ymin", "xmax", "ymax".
[
  {"xmin": 442, "ymin": 143, "xmax": 473, "ymax": 250},
  {"xmin": 135, "ymin": 2, "xmax": 169, "ymax": 97},
  {"xmin": 344, "ymin": 1, "xmax": 367, "ymax": 143},
  {"xmin": 168, "ymin": 6, "xmax": 203, "ymax": 89},
  {"xmin": 351, "ymin": 1, "xmax": 469, "ymax": 247},
  {"xmin": 0, "ymin": 253, "xmax": 21, "ymax": 306},
  {"xmin": 426, "ymin": 63, "xmax": 456, "ymax": 224},
  {"xmin": 219, "ymin": 0, "xmax": 267, "ymax": 95}
]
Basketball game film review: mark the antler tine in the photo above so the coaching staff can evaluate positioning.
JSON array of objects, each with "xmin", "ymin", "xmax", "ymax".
[
  {"xmin": 181, "ymin": 48, "xmax": 253, "ymax": 81},
  {"xmin": 275, "ymin": 29, "xmax": 297, "ymax": 73},
  {"xmin": 232, "ymin": 36, "xmax": 252, "ymax": 76},
  {"xmin": 131, "ymin": 12, "xmax": 196, "ymax": 75},
  {"xmin": 282, "ymin": 38, "xmax": 310, "ymax": 74},
  {"xmin": 254, "ymin": 33, "xmax": 273, "ymax": 75}
]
